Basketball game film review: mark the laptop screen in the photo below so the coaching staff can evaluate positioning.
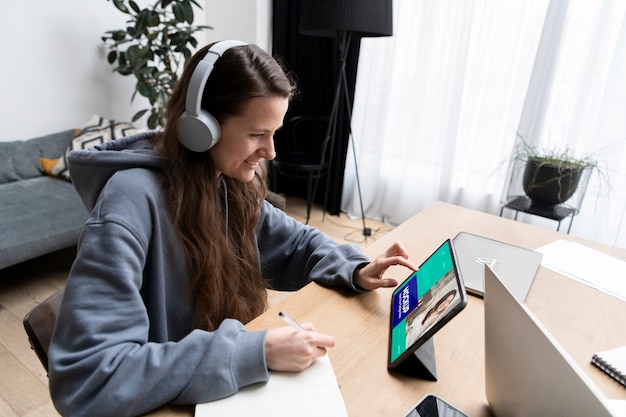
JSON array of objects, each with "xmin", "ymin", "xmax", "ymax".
[{"xmin": 484, "ymin": 265, "xmax": 614, "ymax": 416}]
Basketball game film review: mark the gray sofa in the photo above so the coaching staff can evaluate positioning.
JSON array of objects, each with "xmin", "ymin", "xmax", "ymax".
[
  {"xmin": 0, "ymin": 130, "xmax": 88, "ymax": 270},
  {"xmin": 1, "ymin": 129, "xmax": 288, "ymax": 271}
]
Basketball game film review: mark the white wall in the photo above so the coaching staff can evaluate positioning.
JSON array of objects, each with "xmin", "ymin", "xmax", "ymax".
[
  {"xmin": 205, "ymin": 0, "xmax": 273, "ymax": 51},
  {"xmin": 0, "ymin": 1, "xmax": 271, "ymax": 142}
]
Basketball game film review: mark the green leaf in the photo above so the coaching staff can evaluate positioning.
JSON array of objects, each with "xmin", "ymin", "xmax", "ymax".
[
  {"xmin": 126, "ymin": 45, "xmax": 140, "ymax": 62},
  {"xmin": 169, "ymin": 31, "xmax": 183, "ymax": 44},
  {"xmin": 117, "ymin": 67, "xmax": 133, "ymax": 76},
  {"xmin": 189, "ymin": 0, "xmax": 204, "ymax": 10},
  {"xmin": 132, "ymin": 109, "xmax": 149, "ymax": 122},
  {"xmin": 133, "ymin": 58, "xmax": 150, "ymax": 73},
  {"xmin": 107, "ymin": 50, "xmax": 118, "ymax": 64},
  {"xmin": 118, "ymin": 51, "xmax": 127, "ymax": 65},
  {"xmin": 171, "ymin": 3, "xmax": 184, "ymax": 22},
  {"xmin": 147, "ymin": 10, "xmax": 160, "ymax": 27},
  {"xmin": 103, "ymin": 29, "xmax": 127, "ymax": 42},
  {"xmin": 137, "ymin": 80, "xmax": 156, "ymax": 100},
  {"xmin": 137, "ymin": 65, "xmax": 154, "ymax": 76},
  {"xmin": 128, "ymin": 0, "xmax": 141, "ymax": 14},
  {"xmin": 180, "ymin": 1, "xmax": 194, "ymax": 24},
  {"xmin": 112, "ymin": 0, "xmax": 129, "ymax": 14},
  {"xmin": 134, "ymin": 10, "xmax": 150, "ymax": 36},
  {"xmin": 147, "ymin": 112, "xmax": 160, "ymax": 129}
]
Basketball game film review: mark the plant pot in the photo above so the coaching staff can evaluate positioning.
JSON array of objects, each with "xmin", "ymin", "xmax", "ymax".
[{"xmin": 522, "ymin": 158, "xmax": 583, "ymax": 206}]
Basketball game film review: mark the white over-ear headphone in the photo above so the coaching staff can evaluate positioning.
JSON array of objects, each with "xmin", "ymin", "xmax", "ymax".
[{"xmin": 177, "ymin": 40, "xmax": 247, "ymax": 152}]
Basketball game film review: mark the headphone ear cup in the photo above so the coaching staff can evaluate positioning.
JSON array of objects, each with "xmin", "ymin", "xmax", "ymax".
[
  {"xmin": 176, "ymin": 110, "xmax": 221, "ymax": 152},
  {"xmin": 176, "ymin": 40, "xmax": 246, "ymax": 152}
]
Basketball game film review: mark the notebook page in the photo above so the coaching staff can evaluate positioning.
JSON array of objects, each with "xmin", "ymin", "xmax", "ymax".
[
  {"xmin": 607, "ymin": 400, "xmax": 626, "ymax": 417},
  {"xmin": 194, "ymin": 354, "xmax": 348, "ymax": 417}
]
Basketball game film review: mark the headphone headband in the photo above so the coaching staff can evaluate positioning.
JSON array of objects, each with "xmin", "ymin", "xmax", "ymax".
[
  {"xmin": 184, "ymin": 40, "xmax": 247, "ymax": 117},
  {"xmin": 177, "ymin": 40, "xmax": 247, "ymax": 152}
]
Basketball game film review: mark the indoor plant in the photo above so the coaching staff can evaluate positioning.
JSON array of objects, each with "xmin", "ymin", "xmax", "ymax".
[
  {"xmin": 500, "ymin": 132, "xmax": 611, "ymax": 229},
  {"xmin": 102, "ymin": 0, "xmax": 210, "ymax": 129},
  {"xmin": 516, "ymin": 143, "xmax": 600, "ymax": 206}
]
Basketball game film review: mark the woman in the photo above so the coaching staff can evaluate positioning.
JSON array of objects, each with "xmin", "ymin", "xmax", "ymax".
[{"xmin": 49, "ymin": 41, "xmax": 416, "ymax": 417}]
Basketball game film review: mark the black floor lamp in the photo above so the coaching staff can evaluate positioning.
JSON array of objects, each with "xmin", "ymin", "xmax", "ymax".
[{"xmin": 299, "ymin": 0, "xmax": 393, "ymax": 237}]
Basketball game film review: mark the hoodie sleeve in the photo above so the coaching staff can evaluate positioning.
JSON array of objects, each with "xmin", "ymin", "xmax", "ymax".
[
  {"xmin": 256, "ymin": 201, "xmax": 371, "ymax": 291},
  {"xmin": 48, "ymin": 171, "xmax": 270, "ymax": 417}
]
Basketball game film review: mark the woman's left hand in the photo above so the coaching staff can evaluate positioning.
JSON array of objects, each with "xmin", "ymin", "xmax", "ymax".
[{"xmin": 354, "ymin": 241, "xmax": 418, "ymax": 291}]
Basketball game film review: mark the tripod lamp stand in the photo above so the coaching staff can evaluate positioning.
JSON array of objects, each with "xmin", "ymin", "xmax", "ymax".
[{"xmin": 299, "ymin": 0, "xmax": 393, "ymax": 237}]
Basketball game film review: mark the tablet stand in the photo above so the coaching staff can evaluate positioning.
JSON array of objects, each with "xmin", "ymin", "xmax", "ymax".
[{"xmin": 393, "ymin": 337, "xmax": 437, "ymax": 380}]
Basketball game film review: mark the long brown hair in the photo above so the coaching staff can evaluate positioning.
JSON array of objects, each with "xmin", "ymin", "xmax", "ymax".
[{"xmin": 155, "ymin": 43, "xmax": 295, "ymax": 330}]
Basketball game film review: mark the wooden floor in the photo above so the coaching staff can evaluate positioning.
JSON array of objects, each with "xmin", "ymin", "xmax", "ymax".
[{"xmin": 0, "ymin": 196, "xmax": 392, "ymax": 417}]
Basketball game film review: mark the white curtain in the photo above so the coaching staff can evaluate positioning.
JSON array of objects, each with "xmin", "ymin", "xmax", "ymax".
[{"xmin": 342, "ymin": 0, "xmax": 626, "ymax": 248}]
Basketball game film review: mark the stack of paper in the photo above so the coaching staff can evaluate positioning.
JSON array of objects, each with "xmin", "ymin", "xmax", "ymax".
[{"xmin": 536, "ymin": 239, "xmax": 626, "ymax": 302}]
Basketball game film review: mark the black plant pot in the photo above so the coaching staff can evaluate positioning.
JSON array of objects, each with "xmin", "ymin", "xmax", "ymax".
[{"xmin": 522, "ymin": 158, "xmax": 583, "ymax": 206}]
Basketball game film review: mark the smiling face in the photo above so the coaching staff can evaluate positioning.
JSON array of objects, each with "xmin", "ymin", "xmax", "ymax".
[{"xmin": 209, "ymin": 96, "xmax": 289, "ymax": 182}]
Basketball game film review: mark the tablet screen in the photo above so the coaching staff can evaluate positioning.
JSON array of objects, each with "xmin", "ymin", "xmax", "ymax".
[{"xmin": 389, "ymin": 240, "xmax": 467, "ymax": 367}]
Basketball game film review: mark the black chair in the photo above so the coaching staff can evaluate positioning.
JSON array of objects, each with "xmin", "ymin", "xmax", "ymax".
[{"xmin": 270, "ymin": 115, "xmax": 331, "ymax": 224}]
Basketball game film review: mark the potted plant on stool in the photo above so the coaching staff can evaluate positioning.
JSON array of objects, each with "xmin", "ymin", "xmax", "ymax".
[
  {"xmin": 500, "ymin": 138, "xmax": 606, "ymax": 232},
  {"xmin": 520, "ymin": 146, "xmax": 598, "ymax": 207}
]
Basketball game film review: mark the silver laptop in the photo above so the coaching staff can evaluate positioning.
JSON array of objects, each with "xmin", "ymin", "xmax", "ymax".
[
  {"xmin": 484, "ymin": 265, "xmax": 615, "ymax": 417},
  {"xmin": 453, "ymin": 232, "xmax": 542, "ymax": 301}
]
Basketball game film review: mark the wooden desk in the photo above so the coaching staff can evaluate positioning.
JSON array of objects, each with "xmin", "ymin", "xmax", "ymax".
[
  {"xmin": 151, "ymin": 202, "xmax": 626, "ymax": 416},
  {"xmin": 247, "ymin": 202, "xmax": 626, "ymax": 417}
]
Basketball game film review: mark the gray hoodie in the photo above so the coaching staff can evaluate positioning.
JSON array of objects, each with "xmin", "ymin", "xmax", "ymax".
[{"xmin": 48, "ymin": 132, "xmax": 369, "ymax": 417}]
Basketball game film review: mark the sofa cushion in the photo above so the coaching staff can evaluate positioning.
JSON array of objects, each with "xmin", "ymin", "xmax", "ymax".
[
  {"xmin": 0, "ymin": 176, "xmax": 89, "ymax": 269},
  {"xmin": 0, "ymin": 130, "xmax": 75, "ymax": 184},
  {"xmin": 51, "ymin": 115, "xmax": 143, "ymax": 180}
]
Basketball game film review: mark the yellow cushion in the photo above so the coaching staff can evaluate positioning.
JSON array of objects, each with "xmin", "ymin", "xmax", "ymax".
[{"xmin": 39, "ymin": 157, "xmax": 60, "ymax": 176}]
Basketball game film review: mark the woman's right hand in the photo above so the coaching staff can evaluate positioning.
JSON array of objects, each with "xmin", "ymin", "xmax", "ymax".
[{"xmin": 264, "ymin": 323, "xmax": 335, "ymax": 372}]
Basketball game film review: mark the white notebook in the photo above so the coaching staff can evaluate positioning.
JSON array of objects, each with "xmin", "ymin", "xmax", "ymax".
[
  {"xmin": 591, "ymin": 345, "xmax": 626, "ymax": 388},
  {"xmin": 194, "ymin": 354, "xmax": 348, "ymax": 417}
]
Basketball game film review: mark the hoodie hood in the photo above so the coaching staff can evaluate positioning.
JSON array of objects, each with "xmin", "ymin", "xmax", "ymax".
[{"xmin": 68, "ymin": 131, "xmax": 164, "ymax": 212}]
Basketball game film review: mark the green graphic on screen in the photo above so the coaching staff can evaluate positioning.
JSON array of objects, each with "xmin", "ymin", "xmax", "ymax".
[{"xmin": 390, "ymin": 241, "xmax": 455, "ymax": 362}]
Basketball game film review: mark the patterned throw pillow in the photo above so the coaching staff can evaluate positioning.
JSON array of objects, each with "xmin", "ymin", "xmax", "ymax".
[{"xmin": 51, "ymin": 115, "xmax": 143, "ymax": 180}]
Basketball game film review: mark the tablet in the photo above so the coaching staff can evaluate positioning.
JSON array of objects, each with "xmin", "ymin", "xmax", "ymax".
[{"xmin": 388, "ymin": 239, "xmax": 467, "ymax": 374}]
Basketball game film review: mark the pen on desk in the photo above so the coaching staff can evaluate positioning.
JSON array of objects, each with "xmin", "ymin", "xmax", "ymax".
[{"xmin": 279, "ymin": 311, "xmax": 306, "ymax": 332}]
